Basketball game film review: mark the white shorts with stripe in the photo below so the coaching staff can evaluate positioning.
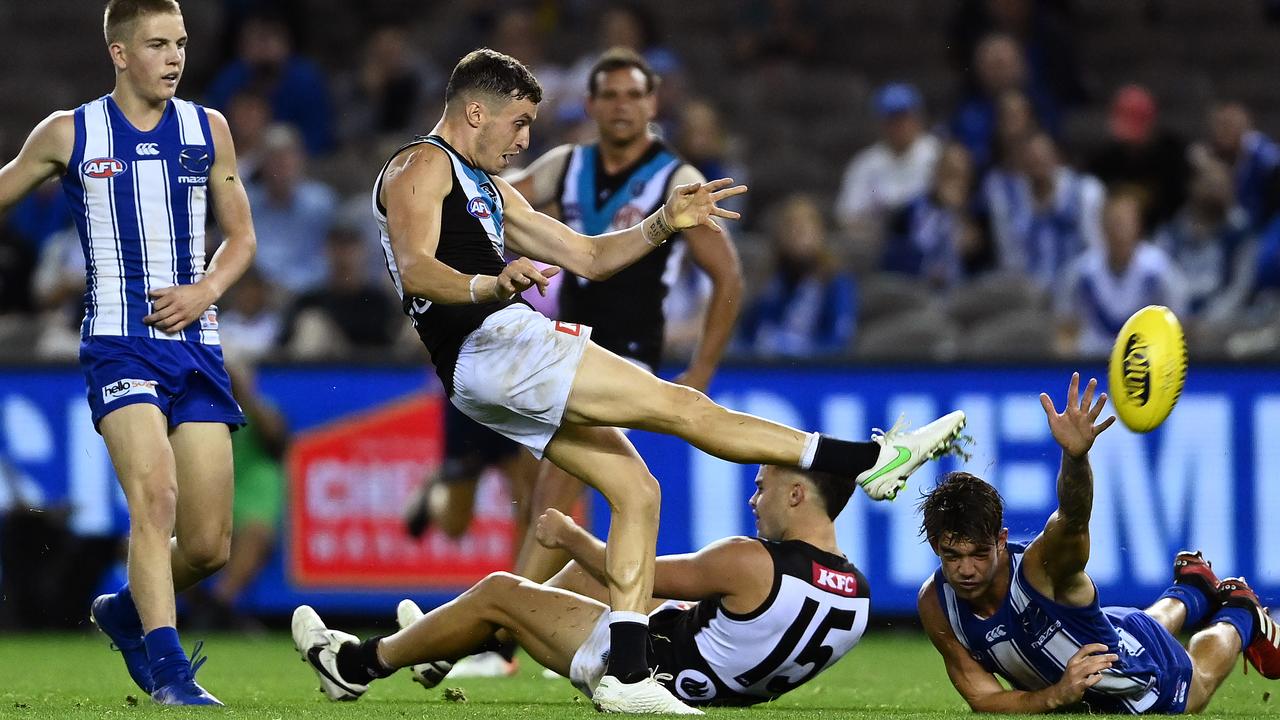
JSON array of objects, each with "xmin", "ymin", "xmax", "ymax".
[{"xmin": 450, "ymin": 305, "xmax": 592, "ymax": 459}]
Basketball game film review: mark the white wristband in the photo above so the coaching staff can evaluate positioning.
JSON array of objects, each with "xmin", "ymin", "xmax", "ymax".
[{"xmin": 468, "ymin": 274, "xmax": 481, "ymax": 303}]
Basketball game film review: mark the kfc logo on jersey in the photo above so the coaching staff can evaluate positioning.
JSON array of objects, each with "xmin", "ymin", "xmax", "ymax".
[
  {"xmin": 467, "ymin": 197, "xmax": 492, "ymax": 219},
  {"xmin": 135, "ymin": 142, "xmax": 160, "ymax": 156},
  {"xmin": 101, "ymin": 378, "xmax": 158, "ymax": 403},
  {"xmin": 82, "ymin": 157, "xmax": 127, "ymax": 179},
  {"xmin": 812, "ymin": 563, "xmax": 859, "ymax": 597}
]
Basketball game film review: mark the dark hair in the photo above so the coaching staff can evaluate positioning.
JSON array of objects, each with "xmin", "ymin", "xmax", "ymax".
[
  {"xmin": 918, "ymin": 471, "xmax": 1004, "ymax": 547},
  {"xmin": 803, "ymin": 468, "xmax": 856, "ymax": 521},
  {"xmin": 588, "ymin": 47, "xmax": 658, "ymax": 97},
  {"xmin": 104, "ymin": 0, "xmax": 182, "ymax": 44},
  {"xmin": 446, "ymin": 48, "xmax": 542, "ymax": 105}
]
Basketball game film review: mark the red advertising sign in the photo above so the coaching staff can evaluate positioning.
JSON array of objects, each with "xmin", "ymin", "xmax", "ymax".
[{"xmin": 287, "ymin": 393, "xmax": 517, "ymax": 588}]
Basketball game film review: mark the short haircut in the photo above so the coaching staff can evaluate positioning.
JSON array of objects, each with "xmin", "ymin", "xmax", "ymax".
[
  {"xmin": 446, "ymin": 48, "xmax": 542, "ymax": 105},
  {"xmin": 588, "ymin": 47, "xmax": 659, "ymax": 97},
  {"xmin": 800, "ymin": 468, "xmax": 856, "ymax": 521},
  {"xmin": 917, "ymin": 471, "xmax": 1004, "ymax": 547},
  {"xmin": 103, "ymin": 0, "xmax": 182, "ymax": 44}
]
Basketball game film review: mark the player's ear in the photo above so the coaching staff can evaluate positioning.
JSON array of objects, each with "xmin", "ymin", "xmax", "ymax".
[
  {"xmin": 108, "ymin": 41, "xmax": 128, "ymax": 71},
  {"xmin": 789, "ymin": 482, "xmax": 805, "ymax": 508},
  {"xmin": 465, "ymin": 99, "xmax": 485, "ymax": 129},
  {"xmin": 998, "ymin": 528, "xmax": 1009, "ymax": 550}
]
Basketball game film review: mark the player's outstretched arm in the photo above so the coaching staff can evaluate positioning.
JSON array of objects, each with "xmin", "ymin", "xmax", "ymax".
[
  {"xmin": 536, "ymin": 509, "xmax": 768, "ymax": 605},
  {"xmin": 497, "ymin": 174, "xmax": 746, "ymax": 282},
  {"xmin": 918, "ymin": 577, "xmax": 1116, "ymax": 713},
  {"xmin": 1023, "ymin": 373, "xmax": 1115, "ymax": 604},
  {"xmin": 0, "ymin": 112, "xmax": 73, "ymax": 216},
  {"xmin": 147, "ymin": 109, "xmax": 257, "ymax": 334}
]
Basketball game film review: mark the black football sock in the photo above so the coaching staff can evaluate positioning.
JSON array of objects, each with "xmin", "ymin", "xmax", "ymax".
[
  {"xmin": 807, "ymin": 434, "xmax": 881, "ymax": 476},
  {"xmin": 604, "ymin": 611, "xmax": 649, "ymax": 684},
  {"xmin": 335, "ymin": 636, "xmax": 395, "ymax": 685}
]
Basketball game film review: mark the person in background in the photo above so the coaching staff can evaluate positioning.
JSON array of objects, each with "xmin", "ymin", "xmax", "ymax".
[
  {"xmin": 738, "ymin": 194, "xmax": 857, "ymax": 357},
  {"xmin": 1199, "ymin": 101, "xmax": 1280, "ymax": 231},
  {"xmin": 1088, "ymin": 84, "xmax": 1189, "ymax": 233}
]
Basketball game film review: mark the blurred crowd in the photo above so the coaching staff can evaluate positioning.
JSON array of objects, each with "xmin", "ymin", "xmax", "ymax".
[{"xmin": 4, "ymin": 0, "xmax": 1280, "ymax": 364}]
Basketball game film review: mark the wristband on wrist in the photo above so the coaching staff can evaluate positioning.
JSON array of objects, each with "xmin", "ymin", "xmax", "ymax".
[
  {"xmin": 468, "ymin": 274, "xmax": 481, "ymax": 303},
  {"xmin": 643, "ymin": 205, "xmax": 675, "ymax": 247}
]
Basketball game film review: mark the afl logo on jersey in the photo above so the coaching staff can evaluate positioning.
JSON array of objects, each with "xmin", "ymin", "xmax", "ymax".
[
  {"xmin": 467, "ymin": 197, "xmax": 492, "ymax": 219},
  {"xmin": 179, "ymin": 147, "xmax": 211, "ymax": 174},
  {"xmin": 82, "ymin": 157, "xmax": 127, "ymax": 179}
]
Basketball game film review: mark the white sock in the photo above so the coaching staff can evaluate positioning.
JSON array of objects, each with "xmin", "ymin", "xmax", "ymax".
[
  {"xmin": 609, "ymin": 610, "xmax": 649, "ymax": 626},
  {"xmin": 799, "ymin": 431, "xmax": 821, "ymax": 470}
]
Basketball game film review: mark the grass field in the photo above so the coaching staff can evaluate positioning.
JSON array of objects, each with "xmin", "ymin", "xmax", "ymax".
[{"xmin": 0, "ymin": 631, "xmax": 1274, "ymax": 719}]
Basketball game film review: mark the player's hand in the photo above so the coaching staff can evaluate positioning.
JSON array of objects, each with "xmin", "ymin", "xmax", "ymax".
[
  {"xmin": 495, "ymin": 258, "xmax": 560, "ymax": 299},
  {"xmin": 534, "ymin": 508, "xmax": 578, "ymax": 550},
  {"xmin": 144, "ymin": 282, "xmax": 219, "ymax": 334},
  {"xmin": 1050, "ymin": 643, "xmax": 1117, "ymax": 708},
  {"xmin": 663, "ymin": 178, "xmax": 747, "ymax": 234},
  {"xmin": 673, "ymin": 365, "xmax": 712, "ymax": 393},
  {"xmin": 1040, "ymin": 372, "xmax": 1116, "ymax": 459}
]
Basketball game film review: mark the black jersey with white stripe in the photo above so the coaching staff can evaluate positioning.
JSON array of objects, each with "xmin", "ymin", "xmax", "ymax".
[
  {"xmin": 373, "ymin": 134, "xmax": 525, "ymax": 393},
  {"xmin": 555, "ymin": 140, "xmax": 684, "ymax": 368},
  {"xmin": 647, "ymin": 539, "xmax": 871, "ymax": 706}
]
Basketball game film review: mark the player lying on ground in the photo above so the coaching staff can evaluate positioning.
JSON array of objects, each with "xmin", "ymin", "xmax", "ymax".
[
  {"xmin": 294, "ymin": 465, "xmax": 871, "ymax": 711},
  {"xmin": 917, "ymin": 373, "xmax": 1280, "ymax": 714}
]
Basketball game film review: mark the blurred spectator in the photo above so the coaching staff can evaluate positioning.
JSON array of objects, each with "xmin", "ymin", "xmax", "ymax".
[
  {"xmin": 1199, "ymin": 101, "xmax": 1280, "ymax": 230},
  {"xmin": 562, "ymin": 5, "xmax": 685, "ymax": 131},
  {"xmin": 187, "ymin": 362, "xmax": 288, "ymax": 631},
  {"xmin": 0, "ymin": 223, "xmax": 35, "ymax": 316},
  {"xmin": 835, "ymin": 83, "xmax": 941, "ymax": 234},
  {"xmin": 674, "ymin": 98, "xmax": 749, "ymax": 214},
  {"xmin": 984, "ymin": 133, "xmax": 1105, "ymax": 289},
  {"xmin": 989, "ymin": 89, "xmax": 1040, "ymax": 173},
  {"xmin": 732, "ymin": 0, "xmax": 827, "ymax": 68},
  {"xmin": 224, "ymin": 91, "xmax": 272, "ymax": 183},
  {"xmin": 206, "ymin": 11, "xmax": 334, "ymax": 155},
  {"xmin": 737, "ymin": 194, "xmax": 857, "ymax": 357},
  {"xmin": 218, "ymin": 267, "xmax": 284, "ymax": 362},
  {"xmin": 487, "ymin": 7, "xmax": 570, "ymax": 152},
  {"xmin": 4, "ymin": 181, "xmax": 71, "ymax": 253},
  {"xmin": 1088, "ymin": 85, "xmax": 1190, "ymax": 232},
  {"xmin": 1156, "ymin": 159, "xmax": 1256, "ymax": 324},
  {"xmin": 886, "ymin": 143, "xmax": 994, "ymax": 289},
  {"xmin": 280, "ymin": 225, "xmax": 400, "ymax": 359},
  {"xmin": 949, "ymin": 0, "xmax": 1085, "ymax": 110},
  {"xmin": 30, "ymin": 226, "xmax": 83, "ymax": 359},
  {"xmin": 951, "ymin": 33, "xmax": 1061, "ymax": 170},
  {"xmin": 1055, "ymin": 193, "xmax": 1188, "ymax": 357},
  {"xmin": 245, "ymin": 124, "xmax": 337, "ymax": 294},
  {"xmin": 332, "ymin": 26, "xmax": 441, "ymax": 148}
]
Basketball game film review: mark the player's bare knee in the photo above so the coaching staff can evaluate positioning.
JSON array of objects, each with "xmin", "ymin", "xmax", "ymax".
[
  {"xmin": 654, "ymin": 383, "xmax": 714, "ymax": 435},
  {"xmin": 609, "ymin": 472, "xmax": 660, "ymax": 521},
  {"xmin": 180, "ymin": 529, "xmax": 231, "ymax": 575},
  {"xmin": 129, "ymin": 481, "xmax": 178, "ymax": 530},
  {"xmin": 471, "ymin": 571, "xmax": 524, "ymax": 618}
]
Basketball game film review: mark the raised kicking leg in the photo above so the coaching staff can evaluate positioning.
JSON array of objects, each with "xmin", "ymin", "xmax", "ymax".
[{"xmin": 563, "ymin": 343, "xmax": 965, "ymax": 500}]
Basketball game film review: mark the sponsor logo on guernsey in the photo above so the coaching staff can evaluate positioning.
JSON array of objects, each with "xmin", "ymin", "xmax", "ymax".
[
  {"xmin": 82, "ymin": 157, "xmax": 127, "ymax": 179},
  {"xmin": 554, "ymin": 321, "xmax": 582, "ymax": 336},
  {"xmin": 674, "ymin": 669, "xmax": 715, "ymax": 701},
  {"xmin": 478, "ymin": 181, "xmax": 499, "ymax": 202},
  {"xmin": 200, "ymin": 307, "xmax": 219, "ymax": 331},
  {"xmin": 179, "ymin": 147, "xmax": 211, "ymax": 173},
  {"xmin": 812, "ymin": 563, "xmax": 859, "ymax": 596},
  {"xmin": 466, "ymin": 196, "xmax": 491, "ymax": 219},
  {"xmin": 135, "ymin": 142, "xmax": 160, "ymax": 156},
  {"xmin": 102, "ymin": 378, "xmax": 158, "ymax": 403},
  {"xmin": 985, "ymin": 624, "xmax": 1007, "ymax": 643}
]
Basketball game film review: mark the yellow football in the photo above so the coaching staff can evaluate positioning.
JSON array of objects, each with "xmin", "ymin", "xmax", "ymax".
[{"xmin": 1107, "ymin": 305, "xmax": 1187, "ymax": 433}]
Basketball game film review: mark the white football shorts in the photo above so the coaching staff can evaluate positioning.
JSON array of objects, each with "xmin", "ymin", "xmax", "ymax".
[{"xmin": 450, "ymin": 304, "xmax": 592, "ymax": 459}]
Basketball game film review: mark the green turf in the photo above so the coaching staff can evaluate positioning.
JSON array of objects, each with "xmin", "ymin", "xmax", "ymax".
[{"xmin": 0, "ymin": 631, "xmax": 1274, "ymax": 719}]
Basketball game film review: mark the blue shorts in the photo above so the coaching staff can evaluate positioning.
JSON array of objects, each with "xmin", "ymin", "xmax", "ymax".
[
  {"xmin": 1103, "ymin": 607, "xmax": 1193, "ymax": 714},
  {"xmin": 80, "ymin": 336, "xmax": 245, "ymax": 432}
]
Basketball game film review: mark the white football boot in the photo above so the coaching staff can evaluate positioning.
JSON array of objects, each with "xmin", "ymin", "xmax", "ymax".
[
  {"xmin": 592, "ymin": 674, "xmax": 703, "ymax": 715},
  {"xmin": 447, "ymin": 651, "xmax": 518, "ymax": 678},
  {"xmin": 396, "ymin": 599, "xmax": 454, "ymax": 689},
  {"xmin": 291, "ymin": 605, "xmax": 367, "ymax": 702},
  {"xmin": 856, "ymin": 410, "xmax": 967, "ymax": 500}
]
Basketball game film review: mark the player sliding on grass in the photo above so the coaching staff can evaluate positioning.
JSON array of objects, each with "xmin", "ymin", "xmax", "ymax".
[
  {"xmin": 369, "ymin": 47, "xmax": 965, "ymax": 713},
  {"xmin": 918, "ymin": 373, "xmax": 1280, "ymax": 714},
  {"xmin": 294, "ymin": 465, "xmax": 870, "ymax": 712}
]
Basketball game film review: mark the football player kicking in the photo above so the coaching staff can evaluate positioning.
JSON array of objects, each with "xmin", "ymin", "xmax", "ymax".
[
  {"xmin": 918, "ymin": 373, "xmax": 1280, "ymax": 714},
  {"xmin": 293, "ymin": 464, "xmax": 871, "ymax": 712}
]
